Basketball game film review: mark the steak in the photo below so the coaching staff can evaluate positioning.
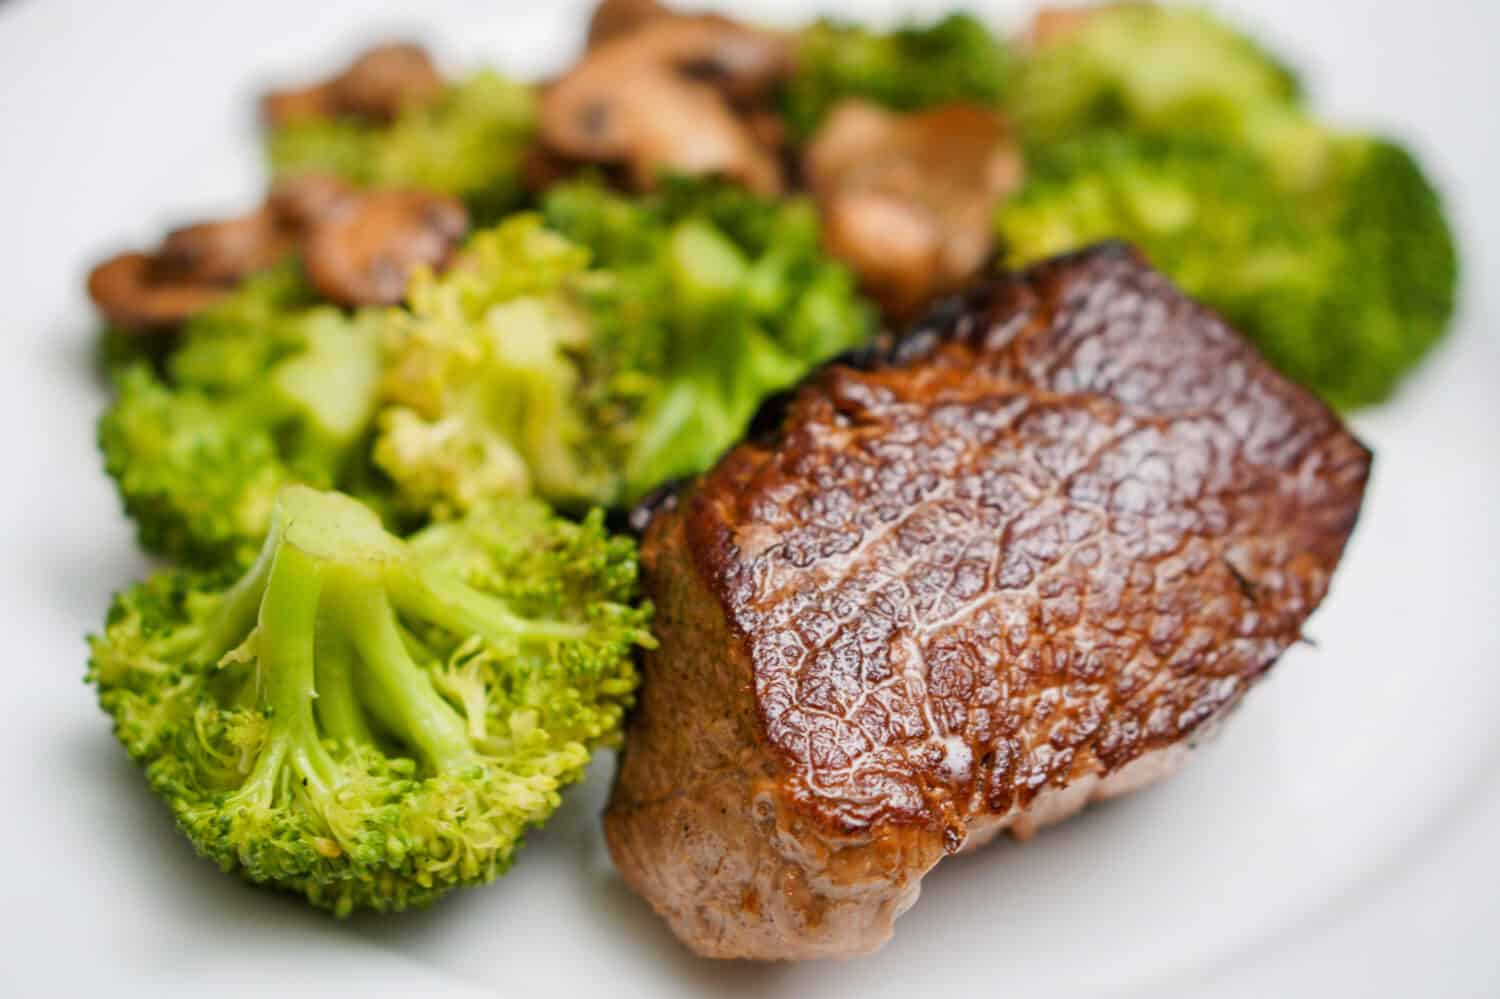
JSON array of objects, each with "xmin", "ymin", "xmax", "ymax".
[{"xmin": 605, "ymin": 243, "xmax": 1371, "ymax": 960}]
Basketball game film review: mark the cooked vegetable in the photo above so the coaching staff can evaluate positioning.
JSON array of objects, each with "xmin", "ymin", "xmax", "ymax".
[
  {"xmin": 100, "ymin": 265, "xmax": 384, "ymax": 565},
  {"xmin": 548, "ymin": 177, "xmax": 877, "ymax": 498},
  {"xmin": 996, "ymin": 130, "xmax": 1457, "ymax": 408},
  {"xmin": 781, "ymin": 13, "xmax": 1015, "ymax": 141},
  {"xmin": 374, "ymin": 215, "xmax": 610, "ymax": 517},
  {"xmin": 1012, "ymin": 4, "xmax": 1301, "ymax": 149},
  {"xmin": 268, "ymin": 71, "xmax": 536, "ymax": 224},
  {"xmin": 88, "ymin": 484, "xmax": 651, "ymax": 915},
  {"xmin": 376, "ymin": 177, "xmax": 875, "ymax": 516}
]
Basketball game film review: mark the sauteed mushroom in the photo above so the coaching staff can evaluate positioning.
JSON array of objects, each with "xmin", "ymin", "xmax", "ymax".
[
  {"xmin": 302, "ymin": 189, "xmax": 468, "ymax": 306},
  {"xmin": 87, "ymin": 253, "xmax": 237, "ymax": 330},
  {"xmin": 262, "ymin": 42, "xmax": 443, "ymax": 127},
  {"xmin": 540, "ymin": 15, "xmax": 791, "ymax": 194},
  {"xmin": 805, "ymin": 100, "xmax": 1024, "ymax": 320},
  {"xmin": 87, "ymin": 172, "xmax": 449, "ymax": 328},
  {"xmin": 266, "ymin": 172, "xmax": 358, "ymax": 231},
  {"xmin": 153, "ymin": 210, "xmax": 291, "ymax": 287},
  {"xmin": 586, "ymin": 0, "xmax": 669, "ymax": 48}
]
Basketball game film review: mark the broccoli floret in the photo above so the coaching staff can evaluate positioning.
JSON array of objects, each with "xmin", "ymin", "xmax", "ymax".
[
  {"xmin": 543, "ymin": 176, "xmax": 876, "ymax": 500},
  {"xmin": 781, "ymin": 13, "xmax": 1015, "ymax": 140},
  {"xmin": 374, "ymin": 215, "xmax": 612, "ymax": 518},
  {"xmin": 88, "ymin": 485, "xmax": 651, "ymax": 916},
  {"xmin": 1012, "ymin": 4, "xmax": 1301, "ymax": 149},
  {"xmin": 100, "ymin": 266, "xmax": 383, "ymax": 565},
  {"xmin": 375, "ymin": 178, "xmax": 874, "ymax": 518},
  {"xmin": 1269, "ymin": 134, "xmax": 1458, "ymax": 407},
  {"xmin": 996, "ymin": 130, "xmax": 1457, "ymax": 408},
  {"xmin": 269, "ymin": 71, "xmax": 536, "ymax": 224}
]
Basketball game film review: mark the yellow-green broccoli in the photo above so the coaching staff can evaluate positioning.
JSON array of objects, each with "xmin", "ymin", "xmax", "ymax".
[{"xmin": 375, "ymin": 177, "xmax": 876, "ymax": 517}]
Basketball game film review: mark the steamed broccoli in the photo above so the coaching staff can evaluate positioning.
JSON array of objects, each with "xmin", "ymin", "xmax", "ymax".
[
  {"xmin": 268, "ymin": 71, "xmax": 536, "ymax": 224},
  {"xmin": 996, "ymin": 131, "xmax": 1457, "ymax": 408},
  {"xmin": 88, "ymin": 484, "xmax": 650, "ymax": 915},
  {"xmin": 1012, "ymin": 4, "xmax": 1302, "ymax": 149},
  {"xmin": 374, "ymin": 216, "xmax": 612, "ymax": 518},
  {"xmin": 781, "ymin": 13, "xmax": 1015, "ymax": 140},
  {"xmin": 543, "ymin": 177, "xmax": 876, "ymax": 499},
  {"xmin": 100, "ymin": 265, "xmax": 384, "ymax": 565},
  {"xmin": 375, "ymin": 177, "xmax": 875, "ymax": 517}
]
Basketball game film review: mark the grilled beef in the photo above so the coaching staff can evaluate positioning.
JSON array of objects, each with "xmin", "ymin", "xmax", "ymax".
[{"xmin": 606, "ymin": 243, "xmax": 1371, "ymax": 960}]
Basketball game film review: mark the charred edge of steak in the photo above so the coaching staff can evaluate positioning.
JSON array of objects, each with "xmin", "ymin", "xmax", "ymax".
[
  {"xmin": 622, "ymin": 478, "xmax": 689, "ymax": 536},
  {"xmin": 626, "ymin": 240, "xmax": 1143, "ymax": 536}
]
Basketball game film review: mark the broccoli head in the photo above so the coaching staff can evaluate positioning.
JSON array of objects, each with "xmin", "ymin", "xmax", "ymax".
[
  {"xmin": 781, "ymin": 13, "xmax": 1015, "ymax": 141},
  {"xmin": 375, "ymin": 177, "xmax": 875, "ymax": 518},
  {"xmin": 100, "ymin": 265, "xmax": 384, "ymax": 565},
  {"xmin": 374, "ymin": 215, "xmax": 613, "ymax": 518},
  {"xmin": 1013, "ymin": 4, "xmax": 1301, "ymax": 149},
  {"xmin": 542, "ymin": 176, "xmax": 877, "ymax": 501},
  {"xmin": 268, "ymin": 71, "xmax": 536, "ymax": 225},
  {"xmin": 88, "ymin": 485, "xmax": 651, "ymax": 915},
  {"xmin": 996, "ymin": 130, "xmax": 1457, "ymax": 408}
]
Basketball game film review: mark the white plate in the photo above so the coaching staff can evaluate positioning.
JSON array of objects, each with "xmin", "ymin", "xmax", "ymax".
[{"xmin": 3, "ymin": 1, "xmax": 1497, "ymax": 995}]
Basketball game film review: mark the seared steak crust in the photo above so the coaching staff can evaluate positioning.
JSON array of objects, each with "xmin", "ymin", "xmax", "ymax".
[{"xmin": 607, "ymin": 243, "xmax": 1371, "ymax": 959}]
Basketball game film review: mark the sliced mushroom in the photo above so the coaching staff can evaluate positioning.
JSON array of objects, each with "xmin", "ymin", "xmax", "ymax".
[
  {"xmin": 90, "ymin": 201, "xmax": 301, "ymax": 330},
  {"xmin": 153, "ymin": 209, "xmax": 291, "ymax": 286},
  {"xmin": 539, "ymin": 16, "xmax": 791, "ymax": 194},
  {"xmin": 266, "ymin": 172, "xmax": 358, "ymax": 232},
  {"xmin": 805, "ymin": 100, "xmax": 1024, "ymax": 321},
  {"xmin": 302, "ymin": 190, "xmax": 468, "ymax": 307},
  {"xmin": 586, "ymin": 0, "xmax": 669, "ymax": 48},
  {"xmin": 88, "ymin": 252, "xmax": 235, "ymax": 330},
  {"xmin": 262, "ymin": 42, "xmax": 443, "ymax": 127}
]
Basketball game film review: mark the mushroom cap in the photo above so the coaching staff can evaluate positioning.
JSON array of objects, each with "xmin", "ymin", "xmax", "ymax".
[
  {"xmin": 261, "ymin": 41, "xmax": 443, "ymax": 127},
  {"xmin": 539, "ymin": 17, "xmax": 791, "ymax": 195},
  {"xmin": 87, "ymin": 252, "xmax": 234, "ymax": 330},
  {"xmin": 302, "ymin": 189, "xmax": 469, "ymax": 307},
  {"xmin": 154, "ymin": 209, "xmax": 291, "ymax": 286},
  {"xmin": 586, "ymin": 0, "xmax": 669, "ymax": 48},
  {"xmin": 267, "ymin": 172, "xmax": 359, "ymax": 232},
  {"xmin": 806, "ymin": 100, "xmax": 1024, "ymax": 319},
  {"xmin": 332, "ymin": 42, "xmax": 443, "ymax": 122}
]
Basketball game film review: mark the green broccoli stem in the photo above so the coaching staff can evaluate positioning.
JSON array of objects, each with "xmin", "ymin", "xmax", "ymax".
[
  {"xmin": 234, "ymin": 543, "xmax": 340, "ymax": 809},
  {"xmin": 313, "ymin": 618, "xmax": 377, "ymax": 748},
  {"xmin": 331, "ymin": 577, "xmax": 477, "ymax": 774},
  {"xmin": 394, "ymin": 563, "xmax": 589, "ymax": 645},
  {"xmin": 195, "ymin": 530, "xmax": 276, "ymax": 664}
]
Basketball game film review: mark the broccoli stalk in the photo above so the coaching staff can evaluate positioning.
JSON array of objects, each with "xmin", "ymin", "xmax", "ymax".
[{"xmin": 89, "ymin": 485, "xmax": 651, "ymax": 915}]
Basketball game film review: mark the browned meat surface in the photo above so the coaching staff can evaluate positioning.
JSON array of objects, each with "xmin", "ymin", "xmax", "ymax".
[{"xmin": 606, "ymin": 243, "xmax": 1371, "ymax": 960}]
